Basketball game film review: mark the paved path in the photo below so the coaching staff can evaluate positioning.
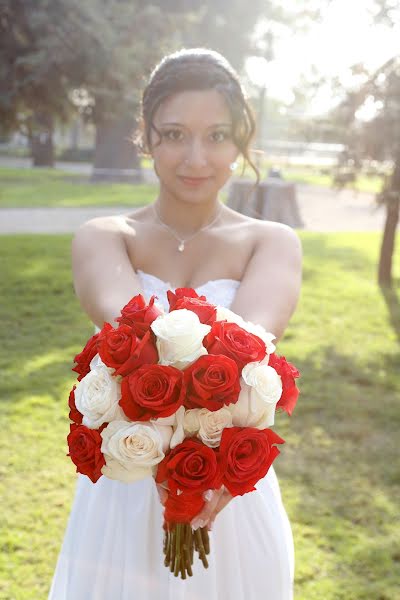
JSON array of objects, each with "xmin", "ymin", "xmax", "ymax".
[
  {"xmin": 0, "ymin": 157, "xmax": 389, "ymax": 234},
  {"xmin": 295, "ymin": 184, "xmax": 386, "ymax": 232},
  {"xmin": 0, "ymin": 186, "xmax": 387, "ymax": 234}
]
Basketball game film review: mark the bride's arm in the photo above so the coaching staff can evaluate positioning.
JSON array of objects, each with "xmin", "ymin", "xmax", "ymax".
[
  {"xmin": 71, "ymin": 217, "xmax": 142, "ymax": 329},
  {"xmin": 192, "ymin": 224, "xmax": 302, "ymax": 531},
  {"xmin": 229, "ymin": 222, "xmax": 302, "ymax": 342}
]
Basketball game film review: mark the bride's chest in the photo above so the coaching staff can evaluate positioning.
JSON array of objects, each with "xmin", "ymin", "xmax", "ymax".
[
  {"xmin": 123, "ymin": 226, "xmax": 256, "ymax": 289},
  {"xmin": 136, "ymin": 270, "xmax": 240, "ymax": 312}
]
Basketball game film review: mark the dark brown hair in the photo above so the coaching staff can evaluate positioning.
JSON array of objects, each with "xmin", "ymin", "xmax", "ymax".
[{"xmin": 135, "ymin": 48, "xmax": 259, "ymax": 184}]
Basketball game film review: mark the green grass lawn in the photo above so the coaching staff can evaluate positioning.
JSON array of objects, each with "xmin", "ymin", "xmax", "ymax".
[
  {"xmin": 0, "ymin": 167, "xmax": 157, "ymax": 208},
  {"xmin": 0, "ymin": 164, "xmax": 383, "ymax": 209},
  {"xmin": 0, "ymin": 233, "xmax": 399, "ymax": 599},
  {"xmin": 284, "ymin": 169, "xmax": 384, "ymax": 194},
  {"xmin": 238, "ymin": 159, "xmax": 385, "ymax": 194}
]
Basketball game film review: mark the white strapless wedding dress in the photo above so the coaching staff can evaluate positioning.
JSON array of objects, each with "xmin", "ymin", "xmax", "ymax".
[{"xmin": 49, "ymin": 271, "xmax": 294, "ymax": 600}]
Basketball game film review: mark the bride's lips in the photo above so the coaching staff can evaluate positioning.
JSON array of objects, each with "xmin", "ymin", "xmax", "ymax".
[{"xmin": 178, "ymin": 176, "xmax": 211, "ymax": 187}]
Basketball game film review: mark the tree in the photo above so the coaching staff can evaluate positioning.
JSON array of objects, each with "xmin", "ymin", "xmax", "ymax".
[
  {"xmin": 0, "ymin": 0, "xmax": 173, "ymax": 169},
  {"xmin": 0, "ymin": 0, "xmax": 100, "ymax": 165},
  {"xmin": 329, "ymin": 55, "xmax": 400, "ymax": 287},
  {"xmin": 72, "ymin": 2, "xmax": 175, "ymax": 180}
]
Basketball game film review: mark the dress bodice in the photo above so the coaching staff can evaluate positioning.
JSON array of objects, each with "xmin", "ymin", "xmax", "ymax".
[
  {"xmin": 136, "ymin": 269, "xmax": 240, "ymax": 311},
  {"xmin": 94, "ymin": 270, "xmax": 240, "ymax": 333}
]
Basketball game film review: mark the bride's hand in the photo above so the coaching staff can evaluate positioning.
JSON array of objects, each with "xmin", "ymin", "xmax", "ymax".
[
  {"xmin": 156, "ymin": 481, "xmax": 168, "ymax": 505},
  {"xmin": 190, "ymin": 486, "xmax": 233, "ymax": 532}
]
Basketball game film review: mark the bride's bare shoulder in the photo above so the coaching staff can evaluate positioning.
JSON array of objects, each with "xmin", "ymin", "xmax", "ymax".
[
  {"xmin": 225, "ymin": 206, "xmax": 301, "ymax": 253},
  {"xmin": 73, "ymin": 208, "xmax": 147, "ymax": 243}
]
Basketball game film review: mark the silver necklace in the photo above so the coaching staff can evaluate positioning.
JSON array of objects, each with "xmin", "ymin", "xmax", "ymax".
[{"xmin": 152, "ymin": 202, "xmax": 223, "ymax": 252}]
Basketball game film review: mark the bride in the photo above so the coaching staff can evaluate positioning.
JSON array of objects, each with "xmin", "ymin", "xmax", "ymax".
[{"xmin": 49, "ymin": 48, "xmax": 302, "ymax": 599}]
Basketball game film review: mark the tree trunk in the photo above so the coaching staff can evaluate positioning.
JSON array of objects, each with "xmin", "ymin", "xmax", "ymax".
[
  {"xmin": 29, "ymin": 111, "xmax": 55, "ymax": 167},
  {"xmin": 92, "ymin": 116, "xmax": 142, "ymax": 182},
  {"xmin": 378, "ymin": 157, "xmax": 400, "ymax": 287}
]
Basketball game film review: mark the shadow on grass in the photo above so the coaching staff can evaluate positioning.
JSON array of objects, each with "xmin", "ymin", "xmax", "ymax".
[
  {"xmin": 0, "ymin": 235, "xmax": 93, "ymax": 406},
  {"xmin": 380, "ymin": 281, "xmax": 400, "ymax": 344},
  {"xmin": 277, "ymin": 345, "xmax": 400, "ymax": 599}
]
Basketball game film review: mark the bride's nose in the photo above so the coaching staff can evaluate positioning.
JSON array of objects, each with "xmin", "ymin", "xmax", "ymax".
[{"xmin": 183, "ymin": 138, "xmax": 208, "ymax": 168}]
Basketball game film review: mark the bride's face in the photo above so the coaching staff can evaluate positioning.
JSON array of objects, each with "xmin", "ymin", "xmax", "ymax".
[{"xmin": 150, "ymin": 89, "xmax": 239, "ymax": 204}]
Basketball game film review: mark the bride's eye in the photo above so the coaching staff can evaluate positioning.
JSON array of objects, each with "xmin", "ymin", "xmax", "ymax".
[
  {"xmin": 210, "ymin": 130, "xmax": 230, "ymax": 143},
  {"xmin": 162, "ymin": 129, "xmax": 184, "ymax": 142}
]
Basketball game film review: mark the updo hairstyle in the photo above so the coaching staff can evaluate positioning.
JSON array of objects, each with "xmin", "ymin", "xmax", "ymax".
[{"xmin": 135, "ymin": 48, "xmax": 259, "ymax": 183}]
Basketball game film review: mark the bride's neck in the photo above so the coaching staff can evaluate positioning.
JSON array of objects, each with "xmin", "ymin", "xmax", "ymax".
[{"xmin": 153, "ymin": 189, "xmax": 222, "ymax": 237}]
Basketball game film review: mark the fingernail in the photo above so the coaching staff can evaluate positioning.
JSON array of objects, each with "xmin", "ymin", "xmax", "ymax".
[
  {"xmin": 203, "ymin": 489, "xmax": 214, "ymax": 502},
  {"xmin": 191, "ymin": 518, "xmax": 205, "ymax": 531}
]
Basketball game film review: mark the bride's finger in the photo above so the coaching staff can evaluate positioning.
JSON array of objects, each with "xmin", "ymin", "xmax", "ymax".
[
  {"xmin": 215, "ymin": 489, "xmax": 233, "ymax": 515},
  {"xmin": 190, "ymin": 488, "xmax": 224, "ymax": 530},
  {"xmin": 207, "ymin": 490, "xmax": 233, "ymax": 530},
  {"xmin": 156, "ymin": 483, "xmax": 168, "ymax": 505}
]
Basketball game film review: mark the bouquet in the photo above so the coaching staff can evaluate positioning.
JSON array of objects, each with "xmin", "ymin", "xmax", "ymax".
[{"xmin": 67, "ymin": 287, "xmax": 300, "ymax": 579}]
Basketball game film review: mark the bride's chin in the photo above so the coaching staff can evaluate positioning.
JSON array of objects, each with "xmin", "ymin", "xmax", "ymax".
[{"xmin": 160, "ymin": 186, "xmax": 219, "ymax": 207}]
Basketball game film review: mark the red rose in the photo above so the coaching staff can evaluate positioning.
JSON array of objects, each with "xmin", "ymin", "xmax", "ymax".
[
  {"xmin": 97, "ymin": 322, "xmax": 137, "ymax": 369},
  {"xmin": 184, "ymin": 354, "xmax": 240, "ymax": 411},
  {"xmin": 167, "ymin": 288, "xmax": 206, "ymax": 311},
  {"xmin": 269, "ymin": 353, "xmax": 300, "ymax": 416},
  {"xmin": 72, "ymin": 333, "xmax": 100, "ymax": 381},
  {"xmin": 164, "ymin": 492, "xmax": 205, "ymax": 525},
  {"xmin": 97, "ymin": 323, "xmax": 158, "ymax": 376},
  {"xmin": 218, "ymin": 427, "xmax": 284, "ymax": 497},
  {"xmin": 116, "ymin": 294, "xmax": 162, "ymax": 337},
  {"xmin": 156, "ymin": 438, "xmax": 221, "ymax": 496},
  {"xmin": 204, "ymin": 321, "xmax": 266, "ymax": 371},
  {"xmin": 171, "ymin": 296, "xmax": 217, "ymax": 325},
  {"xmin": 120, "ymin": 364, "xmax": 185, "ymax": 421},
  {"xmin": 67, "ymin": 423, "xmax": 105, "ymax": 483},
  {"xmin": 68, "ymin": 385, "xmax": 82, "ymax": 424}
]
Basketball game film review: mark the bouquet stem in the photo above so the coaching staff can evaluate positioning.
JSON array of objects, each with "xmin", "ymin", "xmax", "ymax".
[{"xmin": 163, "ymin": 523, "xmax": 210, "ymax": 578}]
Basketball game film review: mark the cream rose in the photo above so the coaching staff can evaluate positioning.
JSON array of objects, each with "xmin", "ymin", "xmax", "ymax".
[
  {"xmin": 215, "ymin": 307, "xmax": 276, "ymax": 354},
  {"xmin": 74, "ymin": 355, "xmax": 125, "ymax": 429},
  {"xmin": 197, "ymin": 407, "xmax": 233, "ymax": 448},
  {"xmin": 150, "ymin": 309, "xmax": 211, "ymax": 369},
  {"xmin": 100, "ymin": 421, "xmax": 172, "ymax": 483},
  {"xmin": 181, "ymin": 407, "xmax": 232, "ymax": 448},
  {"xmin": 230, "ymin": 363, "xmax": 282, "ymax": 428},
  {"xmin": 153, "ymin": 406, "xmax": 185, "ymax": 449},
  {"xmin": 183, "ymin": 408, "xmax": 201, "ymax": 435}
]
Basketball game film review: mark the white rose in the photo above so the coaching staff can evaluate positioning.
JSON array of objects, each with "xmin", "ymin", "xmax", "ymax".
[
  {"xmin": 215, "ymin": 307, "xmax": 276, "ymax": 354},
  {"xmin": 153, "ymin": 406, "xmax": 185, "ymax": 449},
  {"xmin": 230, "ymin": 363, "xmax": 282, "ymax": 429},
  {"xmin": 215, "ymin": 306, "xmax": 247, "ymax": 327},
  {"xmin": 183, "ymin": 408, "xmax": 201, "ymax": 435},
  {"xmin": 74, "ymin": 355, "xmax": 125, "ymax": 429},
  {"xmin": 197, "ymin": 407, "xmax": 233, "ymax": 448},
  {"xmin": 150, "ymin": 309, "xmax": 211, "ymax": 369},
  {"xmin": 101, "ymin": 420, "xmax": 172, "ymax": 483}
]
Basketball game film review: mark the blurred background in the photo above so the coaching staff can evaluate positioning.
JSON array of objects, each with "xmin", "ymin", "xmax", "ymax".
[
  {"xmin": 0, "ymin": 2, "xmax": 399, "ymax": 599},
  {"xmin": 1, "ymin": 0, "xmax": 399, "ymax": 282}
]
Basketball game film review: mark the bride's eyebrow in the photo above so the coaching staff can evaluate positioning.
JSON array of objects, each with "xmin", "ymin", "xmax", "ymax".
[{"xmin": 159, "ymin": 122, "xmax": 232, "ymax": 128}]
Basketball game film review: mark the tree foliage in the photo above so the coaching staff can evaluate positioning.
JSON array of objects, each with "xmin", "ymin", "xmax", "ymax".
[
  {"xmin": 1, "ymin": 0, "xmax": 90, "ymax": 132},
  {"xmin": 0, "ymin": 0, "xmax": 327, "ymax": 169},
  {"xmin": 0, "ymin": 1, "xmax": 173, "ymax": 130},
  {"xmin": 331, "ymin": 55, "xmax": 400, "ymax": 286}
]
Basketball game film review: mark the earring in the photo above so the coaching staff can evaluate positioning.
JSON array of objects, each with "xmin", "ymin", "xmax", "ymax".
[
  {"xmin": 151, "ymin": 158, "xmax": 160, "ymax": 178},
  {"xmin": 229, "ymin": 161, "xmax": 238, "ymax": 172}
]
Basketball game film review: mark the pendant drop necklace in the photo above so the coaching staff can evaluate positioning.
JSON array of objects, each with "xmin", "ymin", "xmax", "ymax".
[{"xmin": 152, "ymin": 202, "xmax": 223, "ymax": 252}]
